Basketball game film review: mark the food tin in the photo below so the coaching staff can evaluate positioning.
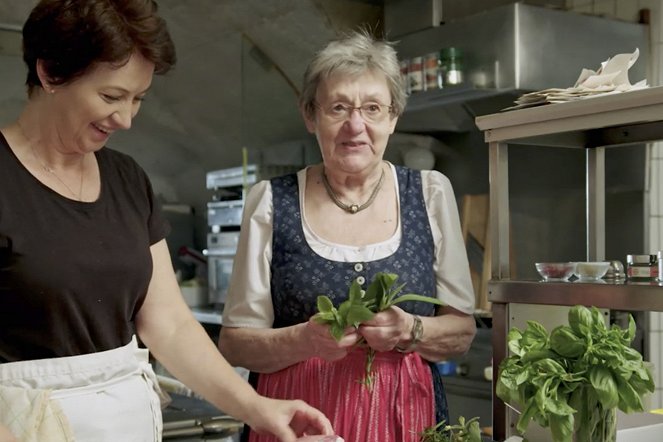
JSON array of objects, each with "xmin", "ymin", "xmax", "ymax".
[{"xmin": 626, "ymin": 254, "xmax": 658, "ymax": 281}]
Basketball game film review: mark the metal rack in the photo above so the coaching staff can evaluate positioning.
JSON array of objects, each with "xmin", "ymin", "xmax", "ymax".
[{"xmin": 475, "ymin": 86, "xmax": 663, "ymax": 441}]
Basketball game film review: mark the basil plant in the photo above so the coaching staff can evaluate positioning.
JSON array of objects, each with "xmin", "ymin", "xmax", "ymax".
[{"xmin": 497, "ymin": 305, "xmax": 655, "ymax": 442}]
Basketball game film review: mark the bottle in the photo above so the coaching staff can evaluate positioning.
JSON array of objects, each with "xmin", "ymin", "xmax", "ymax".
[{"xmin": 440, "ymin": 47, "xmax": 464, "ymax": 86}]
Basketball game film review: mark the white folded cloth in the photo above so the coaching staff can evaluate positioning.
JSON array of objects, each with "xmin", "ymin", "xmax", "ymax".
[{"xmin": 0, "ymin": 385, "xmax": 74, "ymax": 442}]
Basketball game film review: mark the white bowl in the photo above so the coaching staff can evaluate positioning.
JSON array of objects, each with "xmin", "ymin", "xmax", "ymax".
[
  {"xmin": 535, "ymin": 262, "xmax": 576, "ymax": 281},
  {"xmin": 574, "ymin": 262, "xmax": 610, "ymax": 280}
]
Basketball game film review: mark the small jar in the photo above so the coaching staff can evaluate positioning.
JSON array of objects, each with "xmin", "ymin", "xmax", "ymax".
[
  {"xmin": 626, "ymin": 254, "xmax": 658, "ymax": 281},
  {"xmin": 439, "ymin": 47, "xmax": 464, "ymax": 86},
  {"xmin": 407, "ymin": 56, "xmax": 424, "ymax": 93}
]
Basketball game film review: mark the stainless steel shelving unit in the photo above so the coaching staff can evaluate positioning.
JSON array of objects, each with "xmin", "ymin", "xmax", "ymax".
[{"xmin": 475, "ymin": 86, "xmax": 663, "ymax": 441}]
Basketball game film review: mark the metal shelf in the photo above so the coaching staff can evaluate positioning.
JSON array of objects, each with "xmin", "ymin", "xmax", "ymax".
[
  {"xmin": 488, "ymin": 279, "xmax": 663, "ymax": 311},
  {"xmin": 475, "ymin": 85, "xmax": 663, "ymax": 441}
]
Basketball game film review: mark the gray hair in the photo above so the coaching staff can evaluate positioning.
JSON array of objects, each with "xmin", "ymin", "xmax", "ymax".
[{"xmin": 299, "ymin": 28, "xmax": 406, "ymax": 120}]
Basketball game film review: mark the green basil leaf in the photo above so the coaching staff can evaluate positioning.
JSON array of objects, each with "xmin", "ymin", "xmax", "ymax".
[
  {"xmin": 348, "ymin": 280, "xmax": 363, "ymax": 304},
  {"xmin": 568, "ymin": 305, "xmax": 593, "ymax": 336},
  {"xmin": 391, "ymin": 293, "xmax": 444, "ymax": 306},
  {"xmin": 468, "ymin": 420, "xmax": 482, "ymax": 442},
  {"xmin": 616, "ymin": 375, "xmax": 644, "ymax": 413},
  {"xmin": 516, "ymin": 399, "xmax": 538, "ymax": 435},
  {"xmin": 329, "ymin": 323, "xmax": 345, "ymax": 341},
  {"xmin": 590, "ymin": 307, "xmax": 607, "ymax": 332},
  {"xmin": 589, "ymin": 366, "xmax": 619, "ymax": 409},
  {"xmin": 313, "ymin": 311, "xmax": 335, "ymax": 324},
  {"xmin": 384, "ymin": 282, "xmax": 406, "ymax": 307},
  {"xmin": 507, "ymin": 329, "xmax": 524, "ymax": 355},
  {"xmin": 550, "ymin": 325, "xmax": 587, "ymax": 358},
  {"xmin": 548, "ymin": 413, "xmax": 574, "ymax": 442},
  {"xmin": 337, "ymin": 300, "xmax": 351, "ymax": 323},
  {"xmin": 346, "ymin": 304, "xmax": 375, "ymax": 326},
  {"xmin": 521, "ymin": 349, "xmax": 557, "ymax": 364},
  {"xmin": 316, "ymin": 295, "xmax": 334, "ymax": 314}
]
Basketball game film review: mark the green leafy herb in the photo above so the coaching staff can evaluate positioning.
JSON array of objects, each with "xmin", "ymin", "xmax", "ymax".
[
  {"xmin": 419, "ymin": 416, "xmax": 482, "ymax": 442},
  {"xmin": 496, "ymin": 305, "xmax": 655, "ymax": 442},
  {"xmin": 314, "ymin": 272, "xmax": 444, "ymax": 387}
]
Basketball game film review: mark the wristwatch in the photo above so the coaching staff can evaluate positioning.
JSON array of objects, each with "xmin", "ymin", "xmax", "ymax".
[{"xmin": 395, "ymin": 314, "xmax": 423, "ymax": 353}]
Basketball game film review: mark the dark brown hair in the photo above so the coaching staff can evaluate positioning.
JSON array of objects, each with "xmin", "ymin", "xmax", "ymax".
[{"xmin": 23, "ymin": 0, "xmax": 176, "ymax": 96}]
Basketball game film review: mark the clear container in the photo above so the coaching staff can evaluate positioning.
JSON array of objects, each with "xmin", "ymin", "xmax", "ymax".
[
  {"xmin": 439, "ymin": 47, "xmax": 464, "ymax": 86},
  {"xmin": 626, "ymin": 254, "xmax": 658, "ymax": 281}
]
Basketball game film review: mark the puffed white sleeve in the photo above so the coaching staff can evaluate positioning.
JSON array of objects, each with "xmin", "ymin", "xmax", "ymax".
[
  {"xmin": 422, "ymin": 170, "xmax": 476, "ymax": 314},
  {"xmin": 221, "ymin": 180, "xmax": 274, "ymax": 328}
]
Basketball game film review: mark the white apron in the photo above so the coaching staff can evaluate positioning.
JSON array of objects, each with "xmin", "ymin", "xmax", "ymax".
[{"xmin": 0, "ymin": 336, "xmax": 167, "ymax": 442}]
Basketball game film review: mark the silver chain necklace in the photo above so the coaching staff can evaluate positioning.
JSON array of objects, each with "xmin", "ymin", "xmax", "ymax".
[
  {"xmin": 17, "ymin": 120, "xmax": 85, "ymax": 201},
  {"xmin": 321, "ymin": 167, "xmax": 385, "ymax": 214}
]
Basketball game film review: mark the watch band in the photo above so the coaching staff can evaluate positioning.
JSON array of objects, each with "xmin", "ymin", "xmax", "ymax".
[{"xmin": 396, "ymin": 314, "xmax": 423, "ymax": 353}]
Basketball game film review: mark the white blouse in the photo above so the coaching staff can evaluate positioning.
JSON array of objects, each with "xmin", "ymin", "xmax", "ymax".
[{"xmin": 221, "ymin": 163, "xmax": 475, "ymax": 328}]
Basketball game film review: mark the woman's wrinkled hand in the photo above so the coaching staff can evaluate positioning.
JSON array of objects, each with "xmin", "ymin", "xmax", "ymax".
[
  {"xmin": 248, "ymin": 397, "xmax": 335, "ymax": 442},
  {"xmin": 357, "ymin": 306, "xmax": 411, "ymax": 352},
  {"xmin": 305, "ymin": 317, "xmax": 360, "ymax": 361}
]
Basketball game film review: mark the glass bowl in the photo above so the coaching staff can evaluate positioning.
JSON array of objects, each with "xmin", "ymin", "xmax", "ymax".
[
  {"xmin": 574, "ymin": 261, "xmax": 611, "ymax": 281},
  {"xmin": 535, "ymin": 262, "xmax": 576, "ymax": 281}
]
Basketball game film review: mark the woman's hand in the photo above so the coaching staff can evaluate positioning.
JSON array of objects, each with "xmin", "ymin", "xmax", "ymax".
[
  {"xmin": 247, "ymin": 397, "xmax": 335, "ymax": 442},
  {"xmin": 306, "ymin": 317, "xmax": 360, "ymax": 361},
  {"xmin": 357, "ymin": 306, "xmax": 411, "ymax": 352}
]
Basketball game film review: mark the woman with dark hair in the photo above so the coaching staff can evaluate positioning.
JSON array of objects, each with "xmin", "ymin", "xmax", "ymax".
[
  {"xmin": 219, "ymin": 29, "xmax": 476, "ymax": 442},
  {"xmin": 0, "ymin": 1, "xmax": 333, "ymax": 441}
]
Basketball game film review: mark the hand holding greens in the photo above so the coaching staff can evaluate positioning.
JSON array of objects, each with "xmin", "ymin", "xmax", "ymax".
[
  {"xmin": 496, "ymin": 305, "xmax": 655, "ymax": 442},
  {"xmin": 313, "ymin": 272, "xmax": 444, "ymax": 386}
]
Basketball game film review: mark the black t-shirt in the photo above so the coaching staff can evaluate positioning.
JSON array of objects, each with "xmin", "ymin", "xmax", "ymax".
[{"xmin": 0, "ymin": 134, "xmax": 169, "ymax": 362}]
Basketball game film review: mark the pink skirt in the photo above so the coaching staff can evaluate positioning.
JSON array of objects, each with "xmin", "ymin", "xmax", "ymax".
[{"xmin": 249, "ymin": 347, "xmax": 435, "ymax": 442}]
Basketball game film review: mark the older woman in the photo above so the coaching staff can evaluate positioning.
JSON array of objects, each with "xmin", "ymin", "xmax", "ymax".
[
  {"xmin": 219, "ymin": 29, "xmax": 477, "ymax": 442},
  {"xmin": 0, "ymin": 1, "xmax": 333, "ymax": 441}
]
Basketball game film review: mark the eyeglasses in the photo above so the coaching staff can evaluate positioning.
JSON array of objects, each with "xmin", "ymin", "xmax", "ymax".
[{"xmin": 314, "ymin": 101, "xmax": 393, "ymax": 124}]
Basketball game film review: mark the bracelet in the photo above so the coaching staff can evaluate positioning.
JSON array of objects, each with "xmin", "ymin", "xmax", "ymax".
[{"xmin": 396, "ymin": 314, "xmax": 423, "ymax": 353}]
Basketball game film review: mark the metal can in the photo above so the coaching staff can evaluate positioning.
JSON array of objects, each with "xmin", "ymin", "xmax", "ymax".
[
  {"xmin": 439, "ymin": 47, "xmax": 464, "ymax": 86},
  {"xmin": 626, "ymin": 254, "xmax": 658, "ymax": 281},
  {"xmin": 423, "ymin": 52, "xmax": 441, "ymax": 91},
  {"xmin": 399, "ymin": 59, "xmax": 410, "ymax": 95},
  {"xmin": 407, "ymin": 56, "xmax": 424, "ymax": 93},
  {"xmin": 658, "ymin": 251, "xmax": 663, "ymax": 282}
]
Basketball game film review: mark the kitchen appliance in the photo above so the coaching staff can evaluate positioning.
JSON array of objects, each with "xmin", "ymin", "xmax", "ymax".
[
  {"xmin": 162, "ymin": 393, "xmax": 242, "ymax": 441},
  {"xmin": 204, "ymin": 165, "xmax": 257, "ymax": 306},
  {"xmin": 205, "ymin": 232, "xmax": 239, "ymax": 307}
]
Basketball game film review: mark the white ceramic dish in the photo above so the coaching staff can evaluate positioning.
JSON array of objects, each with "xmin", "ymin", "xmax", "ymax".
[{"xmin": 574, "ymin": 261, "xmax": 610, "ymax": 280}]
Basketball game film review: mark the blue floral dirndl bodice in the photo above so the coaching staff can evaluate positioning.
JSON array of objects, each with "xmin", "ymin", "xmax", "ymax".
[{"xmin": 269, "ymin": 165, "xmax": 449, "ymax": 424}]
